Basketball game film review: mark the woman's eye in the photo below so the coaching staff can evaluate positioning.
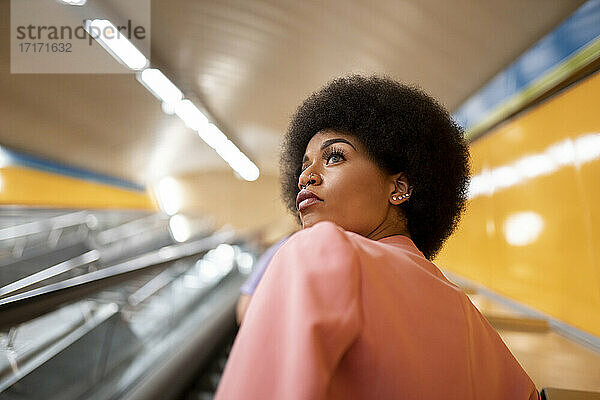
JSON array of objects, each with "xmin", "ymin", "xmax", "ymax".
[
  {"xmin": 327, "ymin": 154, "xmax": 341, "ymax": 163},
  {"xmin": 326, "ymin": 152, "xmax": 345, "ymax": 164}
]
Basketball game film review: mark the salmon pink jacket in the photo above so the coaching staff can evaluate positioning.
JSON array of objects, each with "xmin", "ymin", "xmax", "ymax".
[{"xmin": 215, "ymin": 221, "xmax": 540, "ymax": 400}]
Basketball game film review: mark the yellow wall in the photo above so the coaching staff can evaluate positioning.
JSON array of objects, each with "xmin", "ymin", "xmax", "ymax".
[
  {"xmin": 174, "ymin": 170, "xmax": 299, "ymax": 242},
  {"xmin": 0, "ymin": 166, "xmax": 155, "ymax": 210},
  {"xmin": 437, "ymin": 71, "xmax": 600, "ymax": 338}
]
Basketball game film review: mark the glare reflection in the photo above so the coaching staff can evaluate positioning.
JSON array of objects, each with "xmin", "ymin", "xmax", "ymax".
[
  {"xmin": 196, "ymin": 246, "xmax": 235, "ymax": 284},
  {"xmin": 236, "ymin": 252, "xmax": 254, "ymax": 274},
  {"xmin": 183, "ymin": 274, "xmax": 204, "ymax": 289},
  {"xmin": 491, "ymin": 166, "xmax": 520, "ymax": 190},
  {"xmin": 486, "ymin": 219, "xmax": 495, "ymax": 236},
  {"xmin": 503, "ymin": 212, "xmax": 544, "ymax": 246},
  {"xmin": 196, "ymin": 259, "xmax": 222, "ymax": 284},
  {"xmin": 205, "ymin": 244, "xmax": 236, "ymax": 270},
  {"xmin": 0, "ymin": 147, "xmax": 11, "ymax": 168},
  {"xmin": 546, "ymin": 139, "xmax": 576, "ymax": 167},
  {"xmin": 169, "ymin": 214, "xmax": 190, "ymax": 242},
  {"xmin": 184, "ymin": 245, "xmax": 238, "ymax": 288},
  {"xmin": 574, "ymin": 134, "xmax": 600, "ymax": 163},
  {"xmin": 469, "ymin": 133, "xmax": 600, "ymax": 199},
  {"xmin": 513, "ymin": 154, "xmax": 557, "ymax": 179}
]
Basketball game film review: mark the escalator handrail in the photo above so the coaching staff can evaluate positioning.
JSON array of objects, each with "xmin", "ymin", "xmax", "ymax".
[
  {"xmin": 0, "ymin": 249, "xmax": 100, "ymax": 297},
  {"xmin": 93, "ymin": 214, "xmax": 166, "ymax": 246},
  {"xmin": 0, "ymin": 211, "xmax": 90, "ymax": 241},
  {"xmin": 0, "ymin": 230, "xmax": 236, "ymax": 330}
]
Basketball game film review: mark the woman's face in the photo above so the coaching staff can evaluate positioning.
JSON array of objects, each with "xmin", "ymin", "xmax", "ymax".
[{"xmin": 297, "ymin": 130, "xmax": 398, "ymax": 237}]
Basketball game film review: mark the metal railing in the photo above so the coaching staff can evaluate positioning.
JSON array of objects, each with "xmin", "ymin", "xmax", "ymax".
[
  {"xmin": 0, "ymin": 250, "xmax": 100, "ymax": 298},
  {"xmin": 0, "ymin": 210, "xmax": 165, "ymax": 267},
  {"xmin": 0, "ymin": 211, "xmax": 93, "ymax": 262},
  {"xmin": 0, "ymin": 212, "xmax": 173, "ymax": 298},
  {"xmin": 0, "ymin": 229, "xmax": 235, "ymax": 330}
]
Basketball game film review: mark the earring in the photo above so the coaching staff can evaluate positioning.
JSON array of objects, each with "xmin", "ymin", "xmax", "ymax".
[{"xmin": 392, "ymin": 193, "xmax": 410, "ymax": 202}]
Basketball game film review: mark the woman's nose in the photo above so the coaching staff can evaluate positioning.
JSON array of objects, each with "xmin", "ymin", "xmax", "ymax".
[{"xmin": 298, "ymin": 170, "xmax": 321, "ymax": 190}]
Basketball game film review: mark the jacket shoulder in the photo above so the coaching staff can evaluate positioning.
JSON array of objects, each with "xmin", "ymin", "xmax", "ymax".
[{"xmin": 285, "ymin": 221, "xmax": 355, "ymax": 253}]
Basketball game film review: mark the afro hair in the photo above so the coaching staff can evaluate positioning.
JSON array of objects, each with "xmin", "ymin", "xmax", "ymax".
[{"xmin": 279, "ymin": 75, "xmax": 470, "ymax": 260}]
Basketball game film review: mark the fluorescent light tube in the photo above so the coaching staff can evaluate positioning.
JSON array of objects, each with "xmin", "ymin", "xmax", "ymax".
[
  {"xmin": 174, "ymin": 100, "xmax": 208, "ymax": 130},
  {"xmin": 202, "ymin": 124, "xmax": 259, "ymax": 181},
  {"xmin": 155, "ymin": 177, "xmax": 181, "ymax": 216},
  {"xmin": 138, "ymin": 68, "xmax": 183, "ymax": 106},
  {"xmin": 84, "ymin": 19, "xmax": 148, "ymax": 70},
  {"xmin": 198, "ymin": 123, "xmax": 228, "ymax": 150},
  {"xmin": 60, "ymin": 0, "xmax": 87, "ymax": 5}
]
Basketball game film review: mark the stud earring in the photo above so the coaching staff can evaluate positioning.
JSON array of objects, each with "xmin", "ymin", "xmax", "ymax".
[{"xmin": 392, "ymin": 193, "xmax": 410, "ymax": 202}]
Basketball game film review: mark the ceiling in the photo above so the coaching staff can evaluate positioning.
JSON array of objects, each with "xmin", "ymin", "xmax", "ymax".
[{"xmin": 0, "ymin": 0, "xmax": 587, "ymax": 236}]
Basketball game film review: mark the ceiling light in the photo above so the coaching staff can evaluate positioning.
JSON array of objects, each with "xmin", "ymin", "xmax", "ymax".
[
  {"xmin": 205, "ymin": 124, "xmax": 260, "ymax": 181},
  {"xmin": 174, "ymin": 99, "xmax": 208, "ymax": 131},
  {"xmin": 198, "ymin": 123, "xmax": 228, "ymax": 150},
  {"xmin": 84, "ymin": 19, "xmax": 148, "ymax": 70},
  {"xmin": 161, "ymin": 101, "xmax": 176, "ymax": 115},
  {"xmin": 60, "ymin": 0, "xmax": 86, "ymax": 5},
  {"xmin": 138, "ymin": 68, "xmax": 183, "ymax": 106},
  {"xmin": 154, "ymin": 177, "xmax": 181, "ymax": 216}
]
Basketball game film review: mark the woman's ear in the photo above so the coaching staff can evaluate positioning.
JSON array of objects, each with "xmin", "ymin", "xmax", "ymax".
[
  {"xmin": 392, "ymin": 172, "xmax": 411, "ymax": 195},
  {"xmin": 390, "ymin": 172, "xmax": 412, "ymax": 204}
]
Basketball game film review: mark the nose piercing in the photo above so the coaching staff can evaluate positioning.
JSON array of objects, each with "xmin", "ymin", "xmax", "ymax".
[{"xmin": 301, "ymin": 173, "xmax": 317, "ymax": 190}]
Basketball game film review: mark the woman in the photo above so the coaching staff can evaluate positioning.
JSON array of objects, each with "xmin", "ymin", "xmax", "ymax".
[{"xmin": 215, "ymin": 75, "xmax": 540, "ymax": 399}]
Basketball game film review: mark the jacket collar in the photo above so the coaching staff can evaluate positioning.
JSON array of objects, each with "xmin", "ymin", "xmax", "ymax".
[
  {"xmin": 376, "ymin": 235, "xmax": 456, "ymax": 283},
  {"xmin": 377, "ymin": 234, "xmax": 426, "ymax": 258}
]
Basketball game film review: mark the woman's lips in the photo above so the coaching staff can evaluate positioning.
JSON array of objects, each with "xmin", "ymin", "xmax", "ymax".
[
  {"xmin": 298, "ymin": 197, "xmax": 323, "ymax": 212},
  {"xmin": 296, "ymin": 189, "xmax": 324, "ymax": 212}
]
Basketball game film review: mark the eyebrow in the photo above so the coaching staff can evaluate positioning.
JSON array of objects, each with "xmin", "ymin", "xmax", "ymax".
[{"xmin": 302, "ymin": 138, "xmax": 357, "ymax": 164}]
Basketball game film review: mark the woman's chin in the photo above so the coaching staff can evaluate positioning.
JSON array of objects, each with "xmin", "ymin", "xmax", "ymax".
[{"xmin": 300, "ymin": 213, "xmax": 321, "ymax": 229}]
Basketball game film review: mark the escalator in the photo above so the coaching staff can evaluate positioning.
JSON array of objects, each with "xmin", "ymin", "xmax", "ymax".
[
  {"xmin": 0, "ymin": 212, "xmax": 256, "ymax": 400},
  {"xmin": 0, "ymin": 210, "xmax": 177, "ymax": 300},
  {"xmin": 178, "ymin": 330, "xmax": 236, "ymax": 400}
]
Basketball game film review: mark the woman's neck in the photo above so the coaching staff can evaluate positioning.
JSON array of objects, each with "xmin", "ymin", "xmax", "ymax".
[
  {"xmin": 367, "ymin": 226, "xmax": 411, "ymax": 241},
  {"xmin": 365, "ymin": 207, "xmax": 410, "ymax": 241}
]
